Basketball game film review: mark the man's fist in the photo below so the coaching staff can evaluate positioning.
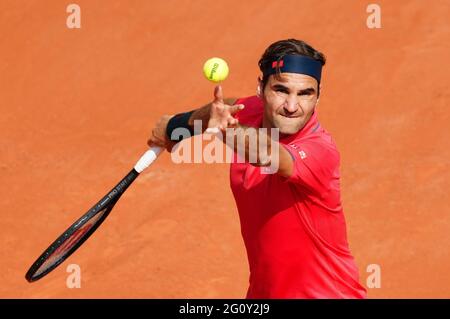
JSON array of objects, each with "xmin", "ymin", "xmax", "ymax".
[{"xmin": 147, "ymin": 114, "xmax": 176, "ymax": 152}]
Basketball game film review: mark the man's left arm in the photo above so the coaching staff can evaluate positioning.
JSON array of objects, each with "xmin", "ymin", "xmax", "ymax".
[{"xmin": 220, "ymin": 124, "xmax": 294, "ymax": 177}]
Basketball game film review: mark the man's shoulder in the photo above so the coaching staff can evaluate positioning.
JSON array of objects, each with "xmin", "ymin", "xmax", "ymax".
[{"xmin": 287, "ymin": 129, "xmax": 340, "ymax": 164}]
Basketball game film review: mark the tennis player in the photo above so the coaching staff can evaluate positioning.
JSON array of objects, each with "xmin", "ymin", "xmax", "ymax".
[{"xmin": 148, "ymin": 39, "xmax": 367, "ymax": 298}]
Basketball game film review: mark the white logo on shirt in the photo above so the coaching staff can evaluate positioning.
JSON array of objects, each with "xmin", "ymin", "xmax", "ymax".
[{"xmin": 299, "ymin": 150, "xmax": 307, "ymax": 159}]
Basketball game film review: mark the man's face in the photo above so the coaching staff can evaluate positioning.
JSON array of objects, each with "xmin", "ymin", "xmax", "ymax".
[{"xmin": 261, "ymin": 73, "xmax": 319, "ymax": 135}]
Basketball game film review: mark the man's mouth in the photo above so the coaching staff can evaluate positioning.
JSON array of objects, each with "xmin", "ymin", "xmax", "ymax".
[{"xmin": 279, "ymin": 114, "xmax": 301, "ymax": 119}]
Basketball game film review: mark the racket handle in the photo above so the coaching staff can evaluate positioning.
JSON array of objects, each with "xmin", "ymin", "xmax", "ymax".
[{"xmin": 134, "ymin": 146, "xmax": 163, "ymax": 173}]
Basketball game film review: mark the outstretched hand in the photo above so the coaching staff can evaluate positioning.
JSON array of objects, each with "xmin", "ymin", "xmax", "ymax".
[{"xmin": 207, "ymin": 85, "xmax": 244, "ymax": 133}]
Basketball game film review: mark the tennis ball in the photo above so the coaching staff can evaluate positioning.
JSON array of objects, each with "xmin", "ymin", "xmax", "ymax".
[{"xmin": 203, "ymin": 57, "xmax": 229, "ymax": 83}]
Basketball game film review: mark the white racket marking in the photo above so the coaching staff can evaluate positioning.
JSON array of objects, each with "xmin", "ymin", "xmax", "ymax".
[{"xmin": 134, "ymin": 146, "xmax": 163, "ymax": 173}]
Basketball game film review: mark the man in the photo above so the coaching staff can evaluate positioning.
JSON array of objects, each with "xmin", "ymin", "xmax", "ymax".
[{"xmin": 148, "ymin": 39, "xmax": 367, "ymax": 298}]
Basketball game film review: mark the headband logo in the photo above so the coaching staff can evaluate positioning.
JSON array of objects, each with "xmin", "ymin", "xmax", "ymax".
[{"xmin": 271, "ymin": 60, "xmax": 284, "ymax": 69}]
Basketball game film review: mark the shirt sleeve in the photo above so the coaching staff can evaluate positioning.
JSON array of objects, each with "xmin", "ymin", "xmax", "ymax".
[{"xmin": 282, "ymin": 140, "xmax": 339, "ymax": 194}]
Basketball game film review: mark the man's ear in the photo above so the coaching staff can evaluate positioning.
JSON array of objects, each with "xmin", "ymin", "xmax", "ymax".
[
  {"xmin": 256, "ymin": 76, "xmax": 263, "ymax": 98},
  {"xmin": 316, "ymin": 83, "xmax": 322, "ymax": 106}
]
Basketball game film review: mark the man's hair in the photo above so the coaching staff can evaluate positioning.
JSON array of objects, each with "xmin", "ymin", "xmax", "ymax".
[{"xmin": 258, "ymin": 39, "xmax": 326, "ymax": 90}]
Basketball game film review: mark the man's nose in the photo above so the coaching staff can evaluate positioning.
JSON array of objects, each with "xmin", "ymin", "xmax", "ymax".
[{"xmin": 284, "ymin": 95, "xmax": 299, "ymax": 113}]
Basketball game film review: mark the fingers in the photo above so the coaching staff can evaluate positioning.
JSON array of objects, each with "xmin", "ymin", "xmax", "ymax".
[
  {"xmin": 147, "ymin": 136, "xmax": 164, "ymax": 148},
  {"xmin": 213, "ymin": 85, "xmax": 224, "ymax": 104},
  {"xmin": 228, "ymin": 103, "xmax": 245, "ymax": 115},
  {"xmin": 228, "ymin": 117, "xmax": 239, "ymax": 127},
  {"xmin": 148, "ymin": 129, "xmax": 168, "ymax": 149},
  {"xmin": 209, "ymin": 87, "xmax": 243, "ymax": 132},
  {"xmin": 205, "ymin": 127, "xmax": 220, "ymax": 134},
  {"xmin": 206, "ymin": 117, "xmax": 237, "ymax": 134},
  {"xmin": 216, "ymin": 116, "xmax": 239, "ymax": 132}
]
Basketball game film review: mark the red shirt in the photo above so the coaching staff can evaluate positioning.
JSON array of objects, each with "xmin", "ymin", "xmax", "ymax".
[{"xmin": 230, "ymin": 96, "xmax": 367, "ymax": 298}]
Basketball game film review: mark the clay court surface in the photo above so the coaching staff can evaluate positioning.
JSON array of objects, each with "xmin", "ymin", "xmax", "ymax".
[{"xmin": 1, "ymin": 0, "xmax": 449, "ymax": 298}]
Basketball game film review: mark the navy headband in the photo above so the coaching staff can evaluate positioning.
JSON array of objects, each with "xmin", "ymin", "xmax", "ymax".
[{"xmin": 262, "ymin": 55, "xmax": 322, "ymax": 83}]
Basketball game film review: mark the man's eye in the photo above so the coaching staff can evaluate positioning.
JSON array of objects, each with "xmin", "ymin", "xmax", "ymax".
[{"xmin": 276, "ymin": 89, "xmax": 288, "ymax": 93}]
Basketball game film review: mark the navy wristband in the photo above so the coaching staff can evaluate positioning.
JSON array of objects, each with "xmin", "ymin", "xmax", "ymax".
[{"xmin": 166, "ymin": 111, "xmax": 195, "ymax": 142}]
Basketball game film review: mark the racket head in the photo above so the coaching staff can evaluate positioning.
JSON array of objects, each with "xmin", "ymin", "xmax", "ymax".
[
  {"xmin": 25, "ymin": 200, "xmax": 117, "ymax": 282},
  {"xmin": 25, "ymin": 169, "xmax": 139, "ymax": 282}
]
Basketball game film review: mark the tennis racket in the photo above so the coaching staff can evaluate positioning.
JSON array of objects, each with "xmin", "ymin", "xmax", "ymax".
[{"xmin": 25, "ymin": 146, "xmax": 163, "ymax": 282}]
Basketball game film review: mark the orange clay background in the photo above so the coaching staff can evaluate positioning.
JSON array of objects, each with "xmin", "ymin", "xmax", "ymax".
[{"xmin": 0, "ymin": 0, "xmax": 449, "ymax": 298}]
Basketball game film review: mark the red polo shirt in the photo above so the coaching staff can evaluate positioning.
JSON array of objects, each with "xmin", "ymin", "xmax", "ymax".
[{"xmin": 230, "ymin": 96, "xmax": 367, "ymax": 299}]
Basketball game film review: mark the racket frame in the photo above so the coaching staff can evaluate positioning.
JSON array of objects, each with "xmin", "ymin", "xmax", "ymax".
[{"xmin": 25, "ymin": 169, "xmax": 139, "ymax": 282}]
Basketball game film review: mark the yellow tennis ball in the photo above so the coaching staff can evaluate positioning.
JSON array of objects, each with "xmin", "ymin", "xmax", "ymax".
[{"xmin": 203, "ymin": 57, "xmax": 229, "ymax": 83}]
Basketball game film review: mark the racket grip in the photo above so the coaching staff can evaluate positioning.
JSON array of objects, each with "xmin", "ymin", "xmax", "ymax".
[{"xmin": 134, "ymin": 146, "xmax": 163, "ymax": 173}]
